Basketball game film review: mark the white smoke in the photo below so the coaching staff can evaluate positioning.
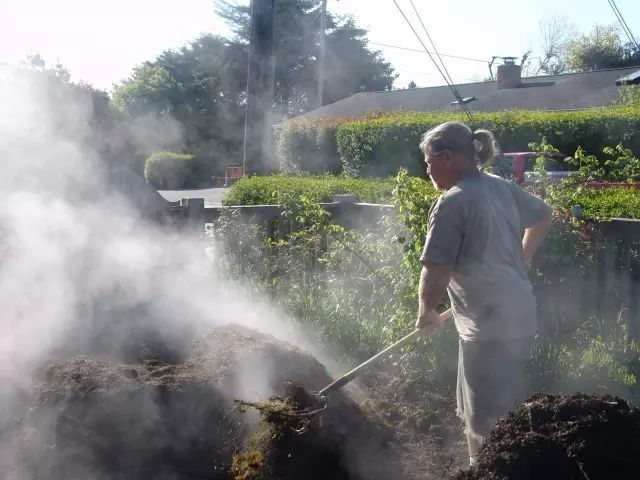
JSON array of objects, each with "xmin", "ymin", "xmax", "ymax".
[{"xmin": 0, "ymin": 63, "xmax": 353, "ymax": 477}]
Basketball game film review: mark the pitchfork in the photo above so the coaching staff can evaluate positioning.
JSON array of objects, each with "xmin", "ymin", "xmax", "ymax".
[{"xmin": 307, "ymin": 308, "xmax": 454, "ymax": 412}]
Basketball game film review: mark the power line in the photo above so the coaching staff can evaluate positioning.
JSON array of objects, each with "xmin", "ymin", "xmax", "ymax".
[
  {"xmin": 408, "ymin": 0, "xmax": 456, "ymax": 90},
  {"xmin": 390, "ymin": 0, "xmax": 473, "ymax": 121},
  {"xmin": 368, "ymin": 42, "xmax": 488, "ymax": 63},
  {"xmin": 607, "ymin": 0, "xmax": 640, "ymax": 55},
  {"xmin": 612, "ymin": 0, "xmax": 638, "ymax": 49}
]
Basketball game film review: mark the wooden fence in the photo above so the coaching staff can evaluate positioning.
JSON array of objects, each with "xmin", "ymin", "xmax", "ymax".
[
  {"xmin": 595, "ymin": 219, "xmax": 640, "ymax": 336},
  {"xmin": 533, "ymin": 218, "xmax": 640, "ymax": 337},
  {"xmin": 163, "ymin": 195, "xmax": 396, "ymax": 234},
  {"xmin": 163, "ymin": 198, "xmax": 640, "ymax": 335}
]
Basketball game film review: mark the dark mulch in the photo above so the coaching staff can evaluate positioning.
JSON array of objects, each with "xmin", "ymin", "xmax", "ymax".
[
  {"xmin": 456, "ymin": 392, "xmax": 640, "ymax": 480},
  {"xmin": 7, "ymin": 325, "xmax": 402, "ymax": 480}
]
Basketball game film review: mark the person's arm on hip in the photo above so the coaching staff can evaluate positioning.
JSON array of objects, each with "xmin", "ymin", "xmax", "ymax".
[
  {"xmin": 509, "ymin": 182, "xmax": 553, "ymax": 270},
  {"xmin": 522, "ymin": 211, "xmax": 552, "ymax": 270}
]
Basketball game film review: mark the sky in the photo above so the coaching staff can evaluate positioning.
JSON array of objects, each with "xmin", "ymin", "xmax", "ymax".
[{"xmin": 0, "ymin": 0, "xmax": 638, "ymax": 93}]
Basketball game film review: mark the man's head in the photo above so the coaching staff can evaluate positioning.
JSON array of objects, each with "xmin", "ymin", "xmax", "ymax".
[{"xmin": 419, "ymin": 121, "xmax": 497, "ymax": 190}]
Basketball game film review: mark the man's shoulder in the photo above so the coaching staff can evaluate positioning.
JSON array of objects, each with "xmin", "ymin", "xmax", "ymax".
[
  {"xmin": 435, "ymin": 187, "xmax": 467, "ymax": 213},
  {"xmin": 483, "ymin": 171, "xmax": 515, "ymax": 187},
  {"xmin": 467, "ymin": 172, "xmax": 516, "ymax": 193},
  {"xmin": 483, "ymin": 172, "xmax": 507, "ymax": 182},
  {"xmin": 443, "ymin": 173, "xmax": 515, "ymax": 205}
]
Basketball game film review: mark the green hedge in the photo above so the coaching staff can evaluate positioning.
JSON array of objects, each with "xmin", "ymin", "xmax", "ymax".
[
  {"xmin": 144, "ymin": 151, "xmax": 199, "ymax": 189},
  {"xmin": 322, "ymin": 107, "xmax": 640, "ymax": 177},
  {"xmin": 548, "ymin": 186, "xmax": 640, "ymax": 220},
  {"xmin": 224, "ymin": 172, "xmax": 640, "ymax": 220},
  {"xmin": 223, "ymin": 175, "xmax": 396, "ymax": 206},
  {"xmin": 276, "ymin": 118, "xmax": 347, "ymax": 174},
  {"xmin": 276, "ymin": 111, "xmax": 396, "ymax": 174}
]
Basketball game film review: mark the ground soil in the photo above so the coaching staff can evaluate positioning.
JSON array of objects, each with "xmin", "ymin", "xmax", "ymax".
[
  {"xmin": 360, "ymin": 370, "xmax": 468, "ymax": 479},
  {"xmin": 456, "ymin": 392, "xmax": 640, "ymax": 480},
  {"xmin": 7, "ymin": 325, "xmax": 404, "ymax": 480},
  {"xmin": 11, "ymin": 324, "xmax": 639, "ymax": 479}
]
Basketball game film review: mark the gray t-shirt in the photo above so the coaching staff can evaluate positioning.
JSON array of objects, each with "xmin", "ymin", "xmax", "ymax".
[{"xmin": 420, "ymin": 172, "xmax": 552, "ymax": 341}]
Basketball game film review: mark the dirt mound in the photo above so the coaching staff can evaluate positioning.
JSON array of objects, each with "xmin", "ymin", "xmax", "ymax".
[
  {"xmin": 9, "ymin": 325, "xmax": 400, "ymax": 480},
  {"xmin": 457, "ymin": 392, "xmax": 640, "ymax": 480}
]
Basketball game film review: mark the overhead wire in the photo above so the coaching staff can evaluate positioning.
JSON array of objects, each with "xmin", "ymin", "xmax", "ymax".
[
  {"xmin": 607, "ymin": 0, "xmax": 640, "ymax": 57},
  {"xmin": 390, "ymin": 0, "xmax": 473, "ymax": 121},
  {"xmin": 368, "ymin": 42, "xmax": 488, "ymax": 63},
  {"xmin": 408, "ymin": 0, "xmax": 456, "ymax": 89}
]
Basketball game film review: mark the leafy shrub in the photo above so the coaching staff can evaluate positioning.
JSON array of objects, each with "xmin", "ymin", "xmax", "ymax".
[
  {"xmin": 526, "ymin": 142, "xmax": 640, "ymax": 220},
  {"xmin": 223, "ymin": 174, "xmax": 396, "ymax": 205},
  {"xmin": 211, "ymin": 166, "xmax": 640, "ymax": 397},
  {"xmin": 144, "ymin": 151, "xmax": 198, "ymax": 189},
  {"xmin": 276, "ymin": 110, "xmax": 395, "ymax": 175},
  {"xmin": 335, "ymin": 108, "xmax": 640, "ymax": 177},
  {"xmin": 392, "ymin": 171, "xmax": 441, "ymax": 268},
  {"xmin": 209, "ymin": 196, "xmax": 410, "ymax": 361},
  {"xmin": 616, "ymin": 85, "xmax": 640, "ymax": 107},
  {"xmin": 547, "ymin": 186, "xmax": 640, "ymax": 220},
  {"xmin": 276, "ymin": 117, "xmax": 347, "ymax": 174}
]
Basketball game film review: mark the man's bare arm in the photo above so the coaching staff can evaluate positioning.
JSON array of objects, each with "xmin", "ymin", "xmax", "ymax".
[
  {"xmin": 522, "ymin": 211, "xmax": 553, "ymax": 269},
  {"xmin": 416, "ymin": 262, "xmax": 453, "ymax": 329}
]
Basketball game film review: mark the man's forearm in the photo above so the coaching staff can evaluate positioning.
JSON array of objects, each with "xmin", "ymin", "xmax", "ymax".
[
  {"xmin": 418, "ymin": 263, "xmax": 453, "ymax": 314},
  {"xmin": 522, "ymin": 214, "xmax": 552, "ymax": 262}
]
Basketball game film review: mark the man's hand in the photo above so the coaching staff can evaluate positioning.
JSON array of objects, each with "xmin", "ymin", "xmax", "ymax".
[{"xmin": 415, "ymin": 309, "xmax": 446, "ymax": 330}]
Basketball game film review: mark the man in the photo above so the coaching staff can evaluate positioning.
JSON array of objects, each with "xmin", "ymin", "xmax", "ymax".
[{"xmin": 415, "ymin": 121, "xmax": 552, "ymax": 464}]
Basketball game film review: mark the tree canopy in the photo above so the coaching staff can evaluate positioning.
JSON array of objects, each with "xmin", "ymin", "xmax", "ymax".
[
  {"xmin": 112, "ymin": 0, "xmax": 396, "ymax": 181},
  {"xmin": 525, "ymin": 20, "xmax": 640, "ymax": 77},
  {"xmin": 113, "ymin": 35, "xmax": 247, "ymax": 174},
  {"xmin": 216, "ymin": 0, "xmax": 395, "ymax": 113},
  {"xmin": 566, "ymin": 24, "xmax": 639, "ymax": 71}
]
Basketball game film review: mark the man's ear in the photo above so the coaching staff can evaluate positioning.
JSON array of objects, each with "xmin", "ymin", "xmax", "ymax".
[{"xmin": 441, "ymin": 149, "xmax": 453, "ymax": 166}]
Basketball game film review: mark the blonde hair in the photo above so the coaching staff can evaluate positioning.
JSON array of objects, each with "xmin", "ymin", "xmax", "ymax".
[{"xmin": 419, "ymin": 121, "xmax": 497, "ymax": 166}]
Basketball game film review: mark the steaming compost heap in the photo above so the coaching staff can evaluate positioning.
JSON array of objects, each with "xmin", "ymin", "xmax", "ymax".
[
  {"xmin": 457, "ymin": 392, "xmax": 640, "ymax": 480},
  {"xmin": 9, "ymin": 325, "xmax": 399, "ymax": 479}
]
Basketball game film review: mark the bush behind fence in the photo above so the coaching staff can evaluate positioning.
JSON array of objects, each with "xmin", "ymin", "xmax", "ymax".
[{"xmin": 277, "ymin": 107, "xmax": 640, "ymax": 177}]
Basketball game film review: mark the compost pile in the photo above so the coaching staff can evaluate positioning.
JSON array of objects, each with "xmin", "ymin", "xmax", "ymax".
[
  {"xmin": 457, "ymin": 392, "xmax": 640, "ymax": 480},
  {"xmin": 8, "ymin": 325, "xmax": 400, "ymax": 480}
]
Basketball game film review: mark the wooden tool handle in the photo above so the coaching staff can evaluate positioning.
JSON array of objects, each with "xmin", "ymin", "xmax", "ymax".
[{"xmin": 318, "ymin": 308, "xmax": 453, "ymax": 396}]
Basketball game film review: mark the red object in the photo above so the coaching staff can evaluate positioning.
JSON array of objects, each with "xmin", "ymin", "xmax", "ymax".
[
  {"xmin": 504, "ymin": 152, "xmax": 567, "ymax": 185},
  {"xmin": 227, "ymin": 165, "xmax": 244, "ymax": 179},
  {"xmin": 504, "ymin": 152, "xmax": 640, "ymax": 189}
]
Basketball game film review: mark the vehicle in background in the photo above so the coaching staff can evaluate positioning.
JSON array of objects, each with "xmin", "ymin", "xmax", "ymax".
[
  {"xmin": 501, "ymin": 152, "xmax": 570, "ymax": 185},
  {"xmin": 497, "ymin": 151, "xmax": 640, "ymax": 188}
]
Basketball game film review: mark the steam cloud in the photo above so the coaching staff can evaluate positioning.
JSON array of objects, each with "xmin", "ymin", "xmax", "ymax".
[{"xmin": 0, "ymin": 64, "xmax": 347, "ymax": 477}]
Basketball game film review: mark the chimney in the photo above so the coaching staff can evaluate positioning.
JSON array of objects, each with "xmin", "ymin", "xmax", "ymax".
[{"xmin": 496, "ymin": 57, "xmax": 521, "ymax": 89}]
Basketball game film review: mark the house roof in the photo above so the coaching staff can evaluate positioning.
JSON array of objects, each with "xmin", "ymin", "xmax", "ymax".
[{"xmin": 294, "ymin": 66, "xmax": 640, "ymax": 121}]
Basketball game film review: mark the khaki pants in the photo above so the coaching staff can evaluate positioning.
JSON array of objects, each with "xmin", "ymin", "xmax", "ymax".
[{"xmin": 456, "ymin": 336, "xmax": 532, "ymax": 442}]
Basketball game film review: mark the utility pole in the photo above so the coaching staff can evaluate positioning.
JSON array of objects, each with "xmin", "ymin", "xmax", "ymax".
[
  {"xmin": 488, "ymin": 56, "xmax": 497, "ymax": 81},
  {"xmin": 316, "ymin": 0, "xmax": 328, "ymax": 109},
  {"xmin": 243, "ymin": 0, "xmax": 276, "ymax": 175}
]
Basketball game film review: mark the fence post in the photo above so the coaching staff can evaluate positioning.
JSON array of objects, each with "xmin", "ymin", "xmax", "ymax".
[
  {"xmin": 602, "ymin": 238, "xmax": 617, "ymax": 331},
  {"xmin": 182, "ymin": 198, "xmax": 205, "ymax": 232},
  {"xmin": 592, "ymin": 231, "xmax": 603, "ymax": 322}
]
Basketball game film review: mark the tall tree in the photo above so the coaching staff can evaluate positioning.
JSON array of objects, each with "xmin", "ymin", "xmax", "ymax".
[
  {"xmin": 216, "ymin": 0, "xmax": 396, "ymax": 114},
  {"xmin": 566, "ymin": 24, "xmax": 640, "ymax": 71},
  {"xmin": 112, "ymin": 1, "xmax": 396, "ymax": 180},
  {"xmin": 534, "ymin": 15, "xmax": 575, "ymax": 75},
  {"xmin": 113, "ymin": 35, "xmax": 248, "ymax": 174}
]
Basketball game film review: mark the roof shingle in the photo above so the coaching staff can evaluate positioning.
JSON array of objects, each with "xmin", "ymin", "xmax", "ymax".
[{"xmin": 295, "ymin": 66, "xmax": 640, "ymax": 121}]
